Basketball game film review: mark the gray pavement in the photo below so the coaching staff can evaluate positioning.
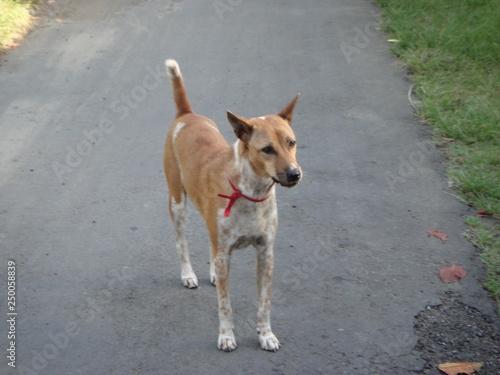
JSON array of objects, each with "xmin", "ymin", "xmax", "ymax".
[{"xmin": 0, "ymin": 0, "xmax": 496, "ymax": 374}]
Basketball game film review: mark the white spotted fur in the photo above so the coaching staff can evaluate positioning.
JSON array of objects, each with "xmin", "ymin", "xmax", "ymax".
[{"xmin": 172, "ymin": 121, "xmax": 185, "ymax": 141}]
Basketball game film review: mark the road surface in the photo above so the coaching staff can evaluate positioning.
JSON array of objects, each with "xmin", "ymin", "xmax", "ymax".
[{"xmin": 0, "ymin": 0, "xmax": 496, "ymax": 374}]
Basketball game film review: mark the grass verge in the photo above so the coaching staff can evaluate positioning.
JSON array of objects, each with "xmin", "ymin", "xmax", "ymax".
[
  {"xmin": 375, "ymin": 0, "xmax": 499, "ymax": 308},
  {"xmin": 0, "ymin": 0, "xmax": 34, "ymax": 54},
  {"xmin": 464, "ymin": 217, "xmax": 500, "ymax": 307}
]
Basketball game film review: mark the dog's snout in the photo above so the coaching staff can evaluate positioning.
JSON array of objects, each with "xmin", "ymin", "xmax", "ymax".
[{"xmin": 287, "ymin": 169, "xmax": 301, "ymax": 182}]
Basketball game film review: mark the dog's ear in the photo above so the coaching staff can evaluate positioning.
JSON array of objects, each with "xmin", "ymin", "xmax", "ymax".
[
  {"xmin": 227, "ymin": 111, "xmax": 254, "ymax": 143},
  {"xmin": 277, "ymin": 93, "xmax": 300, "ymax": 124}
]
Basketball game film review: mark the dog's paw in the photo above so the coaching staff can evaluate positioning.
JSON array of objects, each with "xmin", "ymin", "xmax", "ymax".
[
  {"xmin": 181, "ymin": 273, "xmax": 199, "ymax": 288},
  {"xmin": 218, "ymin": 331, "xmax": 237, "ymax": 352},
  {"xmin": 209, "ymin": 262, "xmax": 216, "ymax": 286},
  {"xmin": 258, "ymin": 331, "xmax": 281, "ymax": 352}
]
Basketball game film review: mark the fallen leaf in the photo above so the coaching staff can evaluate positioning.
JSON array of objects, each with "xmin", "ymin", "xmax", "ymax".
[
  {"xmin": 387, "ymin": 39, "xmax": 400, "ymax": 43},
  {"xmin": 438, "ymin": 361, "xmax": 483, "ymax": 375},
  {"xmin": 477, "ymin": 209, "xmax": 492, "ymax": 217},
  {"xmin": 427, "ymin": 230, "xmax": 448, "ymax": 242},
  {"xmin": 55, "ymin": 19, "xmax": 67, "ymax": 24},
  {"xmin": 439, "ymin": 265, "xmax": 467, "ymax": 283},
  {"xmin": 441, "ymin": 138, "xmax": 455, "ymax": 144}
]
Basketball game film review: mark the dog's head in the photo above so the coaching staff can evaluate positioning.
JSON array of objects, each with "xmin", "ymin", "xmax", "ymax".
[{"xmin": 227, "ymin": 94, "xmax": 301, "ymax": 188}]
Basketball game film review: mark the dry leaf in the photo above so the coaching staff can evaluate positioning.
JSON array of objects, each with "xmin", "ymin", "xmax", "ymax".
[
  {"xmin": 438, "ymin": 361, "xmax": 483, "ymax": 375},
  {"xmin": 439, "ymin": 265, "xmax": 467, "ymax": 283},
  {"xmin": 427, "ymin": 230, "xmax": 448, "ymax": 242},
  {"xmin": 55, "ymin": 19, "xmax": 67, "ymax": 24},
  {"xmin": 477, "ymin": 209, "xmax": 492, "ymax": 217}
]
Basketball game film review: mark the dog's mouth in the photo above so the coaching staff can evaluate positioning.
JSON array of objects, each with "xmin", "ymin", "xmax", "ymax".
[
  {"xmin": 272, "ymin": 174, "xmax": 301, "ymax": 188},
  {"xmin": 280, "ymin": 180, "xmax": 300, "ymax": 188}
]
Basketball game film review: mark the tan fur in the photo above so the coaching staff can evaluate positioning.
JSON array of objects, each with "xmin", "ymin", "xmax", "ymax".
[{"xmin": 163, "ymin": 59, "xmax": 301, "ymax": 351}]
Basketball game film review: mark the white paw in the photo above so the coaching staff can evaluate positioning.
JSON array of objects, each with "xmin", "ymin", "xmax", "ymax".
[
  {"xmin": 218, "ymin": 331, "xmax": 237, "ymax": 352},
  {"xmin": 181, "ymin": 273, "xmax": 198, "ymax": 288},
  {"xmin": 209, "ymin": 262, "xmax": 216, "ymax": 286},
  {"xmin": 258, "ymin": 331, "xmax": 280, "ymax": 352}
]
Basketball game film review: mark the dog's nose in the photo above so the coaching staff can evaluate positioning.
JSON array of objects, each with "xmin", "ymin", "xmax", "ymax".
[{"xmin": 286, "ymin": 169, "xmax": 301, "ymax": 183}]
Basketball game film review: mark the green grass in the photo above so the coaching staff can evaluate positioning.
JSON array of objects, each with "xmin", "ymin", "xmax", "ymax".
[
  {"xmin": 0, "ymin": 0, "xmax": 34, "ymax": 53},
  {"xmin": 376, "ymin": 0, "xmax": 500, "ymax": 308},
  {"xmin": 464, "ymin": 217, "xmax": 500, "ymax": 308}
]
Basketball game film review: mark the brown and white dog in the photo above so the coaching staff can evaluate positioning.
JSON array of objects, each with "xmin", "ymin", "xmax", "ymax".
[{"xmin": 163, "ymin": 59, "xmax": 301, "ymax": 352}]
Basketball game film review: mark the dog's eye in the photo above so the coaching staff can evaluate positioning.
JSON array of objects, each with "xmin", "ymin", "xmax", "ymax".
[
  {"xmin": 261, "ymin": 145, "xmax": 275, "ymax": 154},
  {"xmin": 289, "ymin": 140, "xmax": 296, "ymax": 148}
]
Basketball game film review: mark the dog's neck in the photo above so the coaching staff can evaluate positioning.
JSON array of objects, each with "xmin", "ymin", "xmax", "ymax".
[{"xmin": 230, "ymin": 140, "xmax": 275, "ymax": 200}]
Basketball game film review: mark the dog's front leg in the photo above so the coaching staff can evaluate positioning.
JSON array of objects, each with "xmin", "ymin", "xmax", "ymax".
[
  {"xmin": 256, "ymin": 244, "xmax": 281, "ymax": 351},
  {"xmin": 214, "ymin": 252, "xmax": 237, "ymax": 351}
]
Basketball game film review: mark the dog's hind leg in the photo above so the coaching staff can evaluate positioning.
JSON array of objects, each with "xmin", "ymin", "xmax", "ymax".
[
  {"xmin": 169, "ymin": 191, "xmax": 198, "ymax": 288},
  {"xmin": 209, "ymin": 244, "xmax": 217, "ymax": 286},
  {"xmin": 165, "ymin": 142, "xmax": 198, "ymax": 289}
]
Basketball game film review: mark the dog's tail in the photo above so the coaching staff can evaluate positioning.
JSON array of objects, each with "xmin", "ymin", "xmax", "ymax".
[{"xmin": 165, "ymin": 59, "xmax": 193, "ymax": 118}]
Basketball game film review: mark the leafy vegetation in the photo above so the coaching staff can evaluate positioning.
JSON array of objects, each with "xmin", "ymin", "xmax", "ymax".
[{"xmin": 0, "ymin": 0, "xmax": 34, "ymax": 53}]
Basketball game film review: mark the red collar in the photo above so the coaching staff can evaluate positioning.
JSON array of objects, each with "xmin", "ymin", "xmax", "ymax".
[{"xmin": 218, "ymin": 178, "xmax": 271, "ymax": 217}]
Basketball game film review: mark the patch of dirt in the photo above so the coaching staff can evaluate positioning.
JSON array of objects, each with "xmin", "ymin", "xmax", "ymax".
[{"xmin": 414, "ymin": 292, "xmax": 499, "ymax": 374}]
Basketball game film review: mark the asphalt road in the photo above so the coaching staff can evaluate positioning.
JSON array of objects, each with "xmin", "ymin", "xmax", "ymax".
[{"xmin": 0, "ymin": 0, "xmax": 497, "ymax": 374}]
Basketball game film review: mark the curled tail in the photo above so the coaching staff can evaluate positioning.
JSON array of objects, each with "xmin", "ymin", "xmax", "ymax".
[{"xmin": 165, "ymin": 59, "xmax": 193, "ymax": 118}]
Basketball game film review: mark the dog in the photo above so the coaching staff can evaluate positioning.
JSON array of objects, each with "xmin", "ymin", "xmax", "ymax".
[{"xmin": 163, "ymin": 59, "xmax": 301, "ymax": 352}]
